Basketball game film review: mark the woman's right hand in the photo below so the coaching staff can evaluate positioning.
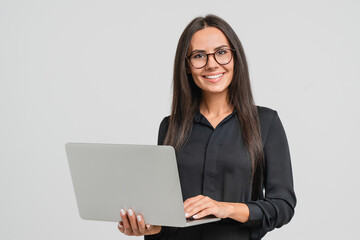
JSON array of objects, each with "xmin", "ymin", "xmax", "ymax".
[{"xmin": 118, "ymin": 208, "xmax": 162, "ymax": 236}]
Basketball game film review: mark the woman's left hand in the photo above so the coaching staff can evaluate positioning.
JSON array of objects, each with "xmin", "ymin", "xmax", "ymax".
[{"xmin": 183, "ymin": 195, "xmax": 233, "ymax": 219}]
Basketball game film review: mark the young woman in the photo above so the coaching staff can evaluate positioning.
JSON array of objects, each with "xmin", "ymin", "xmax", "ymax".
[{"xmin": 118, "ymin": 14, "xmax": 296, "ymax": 240}]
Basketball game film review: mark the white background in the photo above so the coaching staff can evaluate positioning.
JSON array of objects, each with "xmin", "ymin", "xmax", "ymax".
[{"xmin": 1, "ymin": 0, "xmax": 359, "ymax": 239}]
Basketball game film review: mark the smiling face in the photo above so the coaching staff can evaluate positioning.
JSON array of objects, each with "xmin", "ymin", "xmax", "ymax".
[{"xmin": 187, "ymin": 27, "xmax": 234, "ymax": 96}]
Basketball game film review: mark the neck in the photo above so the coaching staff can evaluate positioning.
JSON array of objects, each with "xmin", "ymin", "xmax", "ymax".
[{"xmin": 200, "ymin": 90, "xmax": 233, "ymax": 117}]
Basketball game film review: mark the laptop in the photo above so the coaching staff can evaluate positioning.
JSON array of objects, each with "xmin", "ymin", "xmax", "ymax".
[{"xmin": 65, "ymin": 142, "xmax": 220, "ymax": 227}]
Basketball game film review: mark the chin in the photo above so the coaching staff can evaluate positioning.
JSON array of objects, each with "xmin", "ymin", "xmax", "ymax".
[{"xmin": 202, "ymin": 87, "xmax": 228, "ymax": 94}]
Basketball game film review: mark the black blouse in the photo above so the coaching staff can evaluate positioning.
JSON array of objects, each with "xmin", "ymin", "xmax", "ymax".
[{"xmin": 145, "ymin": 106, "xmax": 296, "ymax": 240}]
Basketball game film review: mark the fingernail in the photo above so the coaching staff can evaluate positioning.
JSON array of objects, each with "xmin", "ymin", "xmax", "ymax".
[
  {"xmin": 120, "ymin": 209, "xmax": 126, "ymax": 215},
  {"xmin": 137, "ymin": 215, "xmax": 141, "ymax": 222},
  {"xmin": 146, "ymin": 224, "xmax": 151, "ymax": 229},
  {"xmin": 193, "ymin": 215, "xmax": 198, "ymax": 218},
  {"xmin": 128, "ymin": 209, "xmax": 133, "ymax": 216},
  {"xmin": 185, "ymin": 213, "xmax": 189, "ymax": 217},
  {"xmin": 118, "ymin": 222, "xmax": 123, "ymax": 228}
]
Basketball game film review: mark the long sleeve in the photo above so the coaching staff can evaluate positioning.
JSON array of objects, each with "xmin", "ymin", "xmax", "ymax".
[{"xmin": 244, "ymin": 111, "xmax": 297, "ymax": 239}]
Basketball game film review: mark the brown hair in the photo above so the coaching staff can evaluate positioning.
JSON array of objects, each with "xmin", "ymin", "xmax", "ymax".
[{"xmin": 164, "ymin": 14, "xmax": 264, "ymax": 200}]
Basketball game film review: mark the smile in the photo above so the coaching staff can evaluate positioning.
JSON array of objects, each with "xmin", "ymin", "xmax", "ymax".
[
  {"xmin": 202, "ymin": 73, "xmax": 224, "ymax": 83},
  {"xmin": 203, "ymin": 73, "xmax": 224, "ymax": 79}
]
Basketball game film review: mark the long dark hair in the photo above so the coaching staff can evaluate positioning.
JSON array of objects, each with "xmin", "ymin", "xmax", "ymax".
[{"xmin": 164, "ymin": 14, "xmax": 264, "ymax": 200}]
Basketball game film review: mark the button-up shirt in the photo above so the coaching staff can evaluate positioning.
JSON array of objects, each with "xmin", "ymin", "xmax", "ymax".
[
  {"xmin": 145, "ymin": 106, "xmax": 296, "ymax": 240},
  {"xmin": 176, "ymin": 108, "xmax": 253, "ymax": 203}
]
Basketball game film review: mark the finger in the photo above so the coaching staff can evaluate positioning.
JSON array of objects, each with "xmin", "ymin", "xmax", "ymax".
[
  {"xmin": 118, "ymin": 221, "xmax": 124, "ymax": 233},
  {"xmin": 185, "ymin": 196, "xmax": 211, "ymax": 215},
  {"xmin": 187, "ymin": 196, "xmax": 211, "ymax": 210},
  {"xmin": 184, "ymin": 195, "xmax": 204, "ymax": 207},
  {"xmin": 127, "ymin": 209, "xmax": 141, "ymax": 235},
  {"xmin": 184, "ymin": 195, "xmax": 204, "ymax": 209},
  {"xmin": 136, "ymin": 214, "xmax": 146, "ymax": 234},
  {"xmin": 120, "ymin": 209, "xmax": 133, "ymax": 235},
  {"xmin": 187, "ymin": 200, "xmax": 214, "ymax": 218},
  {"xmin": 192, "ymin": 207, "xmax": 212, "ymax": 219}
]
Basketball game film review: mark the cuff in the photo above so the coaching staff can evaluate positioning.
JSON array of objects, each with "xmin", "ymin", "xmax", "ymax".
[{"xmin": 243, "ymin": 202, "xmax": 263, "ymax": 227}]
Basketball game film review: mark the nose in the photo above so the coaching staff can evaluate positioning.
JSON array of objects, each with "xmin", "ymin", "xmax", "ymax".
[{"xmin": 205, "ymin": 54, "xmax": 218, "ymax": 69}]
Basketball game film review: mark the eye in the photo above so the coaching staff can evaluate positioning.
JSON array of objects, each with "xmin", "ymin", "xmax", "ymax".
[
  {"xmin": 216, "ymin": 49, "xmax": 229, "ymax": 55},
  {"xmin": 192, "ymin": 53, "xmax": 206, "ymax": 59}
]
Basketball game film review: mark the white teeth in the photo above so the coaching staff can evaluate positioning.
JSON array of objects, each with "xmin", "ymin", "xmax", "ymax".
[{"xmin": 204, "ymin": 73, "xmax": 223, "ymax": 79}]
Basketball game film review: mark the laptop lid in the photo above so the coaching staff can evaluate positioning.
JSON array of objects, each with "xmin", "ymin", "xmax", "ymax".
[{"xmin": 66, "ymin": 143, "xmax": 219, "ymax": 227}]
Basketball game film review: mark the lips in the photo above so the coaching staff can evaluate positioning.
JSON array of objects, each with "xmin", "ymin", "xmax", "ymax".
[
  {"xmin": 203, "ymin": 73, "xmax": 224, "ymax": 79},
  {"xmin": 202, "ymin": 73, "xmax": 225, "ymax": 83}
]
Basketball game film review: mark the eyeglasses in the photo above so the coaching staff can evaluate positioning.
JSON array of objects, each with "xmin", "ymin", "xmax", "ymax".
[{"xmin": 186, "ymin": 48, "xmax": 235, "ymax": 69}]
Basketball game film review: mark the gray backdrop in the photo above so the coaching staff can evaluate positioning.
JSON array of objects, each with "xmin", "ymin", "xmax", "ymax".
[{"xmin": 1, "ymin": 0, "xmax": 359, "ymax": 239}]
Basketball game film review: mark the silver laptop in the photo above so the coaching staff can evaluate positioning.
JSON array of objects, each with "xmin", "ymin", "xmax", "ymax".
[{"xmin": 65, "ymin": 143, "xmax": 220, "ymax": 227}]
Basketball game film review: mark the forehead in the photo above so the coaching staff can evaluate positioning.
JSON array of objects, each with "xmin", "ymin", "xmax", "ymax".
[{"xmin": 189, "ymin": 27, "xmax": 230, "ymax": 52}]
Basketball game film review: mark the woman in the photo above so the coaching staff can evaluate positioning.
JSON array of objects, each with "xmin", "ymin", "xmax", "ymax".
[{"xmin": 118, "ymin": 14, "xmax": 296, "ymax": 240}]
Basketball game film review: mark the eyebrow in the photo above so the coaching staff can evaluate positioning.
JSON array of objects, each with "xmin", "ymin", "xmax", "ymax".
[{"xmin": 190, "ymin": 45, "xmax": 230, "ymax": 55}]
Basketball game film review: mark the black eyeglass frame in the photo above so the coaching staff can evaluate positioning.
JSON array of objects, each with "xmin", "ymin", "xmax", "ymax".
[{"xmin": 186, "ymin": 48, "xmax": 236, "ymax": 69}]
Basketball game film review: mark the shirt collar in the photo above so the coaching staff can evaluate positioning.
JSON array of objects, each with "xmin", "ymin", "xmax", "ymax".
[
  {"xmin": 194, "ymin": 109, "xmax": 203, "ymax": 123},
  {"xmin": 194, "ymin": 108, "xmax": 237, "ymax": 124}
]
